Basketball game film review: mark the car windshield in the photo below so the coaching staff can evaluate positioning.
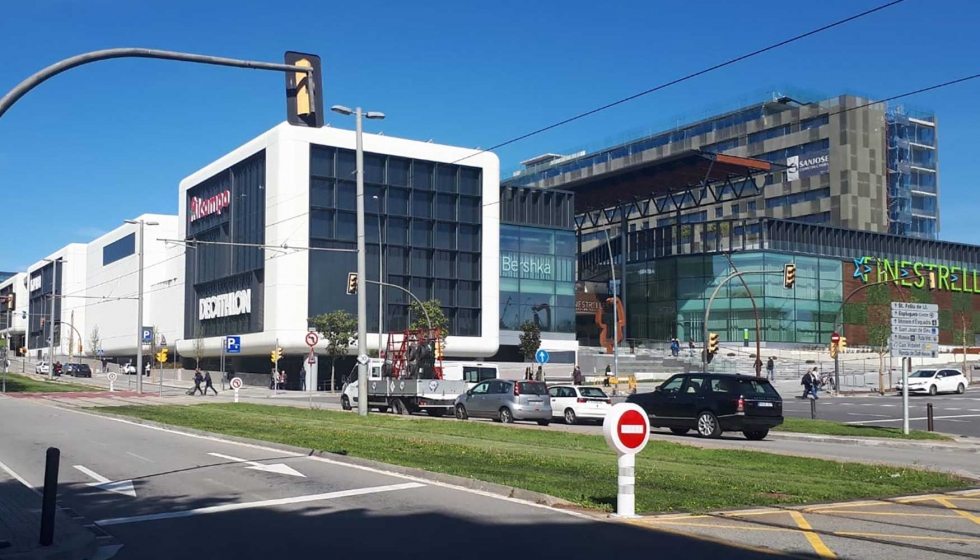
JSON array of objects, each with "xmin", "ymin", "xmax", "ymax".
[
  {"xmin": 579, "ymin": 387, "xmax": 608, "ymax": 398},
  {"xmin": 909, "ymin": 370, "xmax": 936, "ymax": 378},
  {"xmin": 518, "ymin": 382, "xmax": 548, "ymax": 395}
]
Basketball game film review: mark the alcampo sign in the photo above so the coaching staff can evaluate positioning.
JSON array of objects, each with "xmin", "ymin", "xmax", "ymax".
[
  {"xmin": 853, "ymin": 256, "xmax": 980, "ymax": 292},
  {"xmin": 189, "ymin": 190, "xmax": 231, "ymax": 223}
]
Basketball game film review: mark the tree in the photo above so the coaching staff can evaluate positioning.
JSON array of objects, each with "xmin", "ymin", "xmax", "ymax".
[
  {"xmin": 867, "ymin": 324, "xmax": 891, "ymax": 396},
  {"xmin": 88, "ymin": 325, "xmax": 101, "ymax": 359},
  {"xmin": 309, "ymin": 310, "xmax": 358, "ymax": 392},
  {"xmin": 408, "ymin": 299, "xmax": 450, "ymax": 344},
  {"xmin": 192, "ymin": 324, "xmax": 206, "ymax": 368},
  {"xmin": 518, "ymin": 320, "xmax": 542, "ymax": 362}
]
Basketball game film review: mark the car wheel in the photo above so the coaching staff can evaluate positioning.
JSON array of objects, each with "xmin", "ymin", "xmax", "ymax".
[
  {"xmin": 743, "ymin": 429, "xmax": 769, "ymax": 441},
  {"xmin": 537, "ymin": 419, "xmax": 550, "ymax": 426},
  {"xmin": 669, "ymin": 427, "xmax": 689, "ymax": 435},
  {"xmin": 499, "ymin": 407, "xmax": 514, "ymax": 424},
  {"xmin": 455, "ymin": 404, "xmax": 468, "ymax": 420},
  {"xmin": 341, "ymin": 395, "xmax": 352, "ymax": 411},
  {"xmin": 958, "ymin": 383, "xmax": 966, "ymax": 395},
  {"xmin": 696, "ymin": 411, "xmax": 722, "ymax": 438},
  {"xmin": 564, "ymin": 409, "xmax": 578, "ymax": 425},
  {"xmin": 929, "ymin": 385, "xmax": 938, "ymax": 396}
]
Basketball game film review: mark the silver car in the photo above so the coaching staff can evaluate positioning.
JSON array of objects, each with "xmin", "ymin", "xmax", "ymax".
[{"xmin": 454, "ymin": 379, "xmax": 552, "ymax": 425}]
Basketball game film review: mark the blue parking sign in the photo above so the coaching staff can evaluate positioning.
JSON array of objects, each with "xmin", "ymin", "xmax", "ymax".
[
  {"xmin": 141, "ymin": 327, "xmax": 154, "ymax": 344},
  {"xmin": 226, "ymin": 336, "xmax": 241, "ymax": 354},
  {"xmin": 535, "ymin": 349, "xmax": 549, "ymax": 364}
]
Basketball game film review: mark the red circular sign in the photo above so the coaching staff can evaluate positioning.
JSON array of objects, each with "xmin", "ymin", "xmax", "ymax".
[
  {"xmin": 830, "ymin": 332, "xmax": 840, "ymax": 343},
  {"xmin": 306, "ymin": 332, "xmax": 319, "ymax": 347},
  {"xmin": 616, "ymin": 409, "xmax": 648, "ymax": 450}
]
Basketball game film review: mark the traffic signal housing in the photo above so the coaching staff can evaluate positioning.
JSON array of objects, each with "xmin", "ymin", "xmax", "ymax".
[
  {"xmin": 838, "ymin": 336, "xmax": 847, "ymax": 353},
  {"xmin": 270, "ymin": 347, "xmax": 284, "ymax": 363},
  {"xmin": 830, "ymin": 342, "xmax": 838, "ymax": 359},
  {"xmin": 434, "ymin": 339, "xmax": 443, "ymax": 361},
  {"xmin": 156, "ymin": 348, "xmax": 169, "ymax": 364},
  {"xmin": 927, "ymin": 271, "xmax": 937, "ymax": 290},
  {"xmin": 783, "ymin": 263, "xmax": 797, "ymax": 289},
  {"xmin": 706, "ymin": 332, "xmax": 720, "ymax": 363},
  {"xmin": 346, "ymin": 272, "xmax": 358, "ymax": 295},
  {"xmin": 284, "ymin": 51, "xmax": 324, "ymax": 128}
]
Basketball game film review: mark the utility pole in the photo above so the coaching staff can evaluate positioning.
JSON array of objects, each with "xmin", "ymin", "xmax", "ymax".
[
  {"xmin": 603, "ymin": 230, "xmax": 619, "ymax": 380},
  {"xmin": 45, "ymin": 257, "xmax": 60, "ymax": 380}
]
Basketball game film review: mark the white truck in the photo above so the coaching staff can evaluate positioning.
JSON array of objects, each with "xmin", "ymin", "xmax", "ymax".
[{"xmin": 341, "ymin": 360, "xmax": 499, "ymax": 416}]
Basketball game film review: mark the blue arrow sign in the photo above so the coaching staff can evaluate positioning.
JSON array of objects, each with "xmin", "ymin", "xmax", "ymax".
[
  {"xmin": 226, "ymin": 336, "xmax": 241, "ymax": 354},
  {"xmin": 535, "ymin": 349, "xmax": 549, "ymax": 364}
]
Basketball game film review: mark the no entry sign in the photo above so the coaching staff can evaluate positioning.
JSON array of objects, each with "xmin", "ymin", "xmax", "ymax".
[
  {"xmin": 603, "ymin": 403, "xmax": 650, "ymax": 456},
  {"xmin": 830, "ymin": 332, "xmax": 840, "ymax": 344}
]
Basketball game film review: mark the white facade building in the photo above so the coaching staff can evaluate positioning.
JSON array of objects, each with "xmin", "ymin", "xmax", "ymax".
[
  {"xmin": 26, "ymin": 244, "xmax": 88, "ymax": 360},
  {"xmin": 1, "ymin": 272, "xmax": 29, "ymax": 353}
]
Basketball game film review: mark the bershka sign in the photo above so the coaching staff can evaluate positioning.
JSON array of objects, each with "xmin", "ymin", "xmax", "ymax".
[
  {"xmin": 29, "ymin": 275, "xmax": 42, "ymax": 292},
  {"xmin": 500, "ymin": 253, "xmax": 553, "ymax": 279},
  {"xmin": 199, "ymin": 289, "xmax": 251, "ymax": 320},
  {"xmin": 189, "ymin": 190, "xmax": 231, "ymax": 223},
  {"xmin": 787, "ymin": 149, "xmax": 830, "ymax": 182}
]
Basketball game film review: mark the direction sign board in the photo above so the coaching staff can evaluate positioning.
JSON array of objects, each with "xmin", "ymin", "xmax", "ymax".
[
  {"xmin": 891, "ymin": 316, "xmax": 939, "ymax": 328},
  {"xmin": 891, "ymin": 325, "xmax": 939, "ymax": 336},
  {"xmin": 305, "ymin": 332, "xmax": 319, "ymax": 347},
  {"xmin": 891, "ymin": 309, "xmax": 939, "ymax": 321},
  {"xmin": 893, "ymin": 348, "xmax": 939, "ymax": 358},
  {"xmin": 226, "ymin": 336, "xmax": 241, "ymax": 354},
  {"xmin": 535, "ymin": 349, "xmax": 550, "ymax": 364},
  {"xmin": 891, "ymin": 302, "xmax": 939, "ymax": 312},
  {"xmin": 603, "ymin": 403, "xmax": 651, "ymax": 456},
  {"xmin": 891, "ymin": 333, "xmax": 939, "ymax": 344}
]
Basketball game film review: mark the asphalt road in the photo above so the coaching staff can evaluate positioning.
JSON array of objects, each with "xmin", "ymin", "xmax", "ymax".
[
  {"xmin": 0, "ymin": 397, "xmax": 783, "ymax": 560},
  {"xmin": 782, "ymin": 392, "xmax": 980, "ymax": 438}
]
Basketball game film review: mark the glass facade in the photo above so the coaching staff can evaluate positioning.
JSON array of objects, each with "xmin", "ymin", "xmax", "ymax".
[
  {"xmin": 499, "ymin": 225, "xmax": 576, "ymax": 333},
  {"xmin": 623, "ymin": 251, "xmax": 842, "ymax": 344},
  {"xmin": 308, "ymin": 145, "xmax": 483, "ymax": 336},
  {"xmin": 102, "ymin": 233, "xmax": 135, "ymax": 266}
]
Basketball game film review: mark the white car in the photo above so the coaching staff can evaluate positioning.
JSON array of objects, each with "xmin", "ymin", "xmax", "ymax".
[
  {"xmin": 123, "ymin": 363, "xmax": 137, "ymax": 375},
  {"xmin": 897, "ymin": 369, "xmax": 968, "ymax": 395},
  {"xmin": 35, "ymin": 361, "xmax": 49, "ymax": 375},
  {"xmin": 548, "ymin": 384, "xmax": 612, "ymax": 425}
]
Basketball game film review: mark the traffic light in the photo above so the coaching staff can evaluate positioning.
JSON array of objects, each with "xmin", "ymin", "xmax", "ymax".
[
  {"xmin": 18, "ymin": 347, "xmax": 25, "ymax": 356},
  {"xmin": 346, "ymin": 272, "xmax": 358, "ymax": 295},
  {"xmin": 434, "ymin": 339, "xmax": 443, "ymax": 361},
  {"xmin": 270, "ymin": 350, "xmax": 277, "ymax": 363},
  {"xmin": 270, "ymin": 347, "xmax": 284, "ymax": 363},
  {"xmin": 927, "ymin": 271, "xmax": 937, "ymax": 290},
  {"xmin": 284, "ymin": 51, "xmax": 324, "ymax": 128},
  {"xmin": 156, "ymin": 348, "xmax": 169, "ymax": 364},
  {"xmin": 830, "ymin": 342, "xmax": 838, "ymax": 359},
  {"xmin": 4, "ymin": 293, "xmax": 14, "ymax": 310},
  {"xmin": 783, "ymin": 263, "xmax": 797, "ymax": 289},
  {"xmin": 708, "ymin": 333, "xmax": 719, "ymax": 355},
  {"xmin": 838, "ymin": 336, "xmax": 847, "ymax": 353}
]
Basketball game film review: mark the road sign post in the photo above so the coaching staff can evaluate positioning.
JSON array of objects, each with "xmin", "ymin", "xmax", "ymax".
[
  {"xmin": 230, "ymin": 377, "xmax": 243, "ymax": 403},
  {"xmin": 602, "ymin": 403, "xmax": 650, "ymax": 518},
  {"xmin": 890, "ymin": 302, "xmax": 939, "ymax": 435},
  {"xmin": 107, "ymin": 371, "xmax": 117, "ymax": 393}
]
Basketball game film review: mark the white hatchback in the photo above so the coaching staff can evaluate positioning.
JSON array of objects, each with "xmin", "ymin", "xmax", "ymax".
[
  {"xmin": 897, "ymin": 369, "xmax": 969, "ymax": 395},
  {"xmin": 548, "ymin": 385, "xmax": 612, "ymax": 425}
]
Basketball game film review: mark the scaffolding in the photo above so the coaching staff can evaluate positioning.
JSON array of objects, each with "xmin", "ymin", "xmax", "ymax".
[{"xmin": 887, "ymin": 105, "xmax": 939, "ymax": 239}]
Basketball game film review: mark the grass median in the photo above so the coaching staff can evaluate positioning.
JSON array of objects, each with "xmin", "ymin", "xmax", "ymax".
[
  {"xmin": 1, "ymin": 372, "xmax": 96, "ymax": 393},
  {"xmin": 775, "ymin": 417, "xmax": 952, "ymax": 441},
  {"xmin": 99, "ymin": 403, "xmax": 970, "ymax": 513}
]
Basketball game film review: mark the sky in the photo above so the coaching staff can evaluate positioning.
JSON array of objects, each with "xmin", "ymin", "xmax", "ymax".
[{"xmin": 1, "ymin": 0, "xmax": 978, "ymax": 272}]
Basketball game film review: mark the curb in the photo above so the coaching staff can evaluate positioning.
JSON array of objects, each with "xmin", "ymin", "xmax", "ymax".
[
  {"xmin": 0, "ymin": 514, "xmax": 97, "ymax": 560},
  {"xmin": 86, "ymin": 410, "xmax": 581, "ymax": 511},
  {"xmin": 767, "ymin": 430, "xmax": 980, "ymax": 452}
]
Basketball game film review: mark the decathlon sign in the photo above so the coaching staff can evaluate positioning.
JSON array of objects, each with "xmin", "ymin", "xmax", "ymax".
[
  {"xmin": 189, "ymin": 190, "xmax": 231, "ymax": 223},
  {"xmin": 199, "ymin": 289, "xmax": 251, "ymax": 320}
]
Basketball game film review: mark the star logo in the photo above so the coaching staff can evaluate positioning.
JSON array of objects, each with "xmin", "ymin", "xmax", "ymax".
[{"xmin": 852, "ymin": 257, "xmax": 873, "ymax": 282}]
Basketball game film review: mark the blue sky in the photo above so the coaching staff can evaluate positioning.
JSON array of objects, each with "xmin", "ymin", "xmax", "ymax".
[{"xmin": 1, "ymin": 0, "xmax": 978, "ymax": 271}]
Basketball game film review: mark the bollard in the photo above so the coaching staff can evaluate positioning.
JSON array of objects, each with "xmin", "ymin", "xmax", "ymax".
[
  {"xmin": 810, "ymin": 397, "xmax": 816, "ymax": 420},
  {"xmin": 927, "ymin": 403, "xmax": 934, "ymax": 432},
  {"xmin": 39, "ymin": 447, "xmax": 60, "ymax": 546}
]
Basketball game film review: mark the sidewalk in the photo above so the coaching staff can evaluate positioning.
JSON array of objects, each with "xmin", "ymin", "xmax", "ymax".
[{"xmin": 0, "ymin": 471, "xmax": 96, "ymax": 560}]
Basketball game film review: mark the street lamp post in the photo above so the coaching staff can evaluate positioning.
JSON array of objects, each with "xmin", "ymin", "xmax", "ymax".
[
  {"xmin": 332, "ymin": 105, "xmax": 385, "ymax": 417},
  {"xmin": 125, "ymin": 219, "xmax": 159, "ymax": 394},
  {"xmin": 372, "ymin": 195, "xmax": 384, "ymax": 356},
  {"xmin": 603, "ymin": 230, "xmax": 619, "ymax": 380}
]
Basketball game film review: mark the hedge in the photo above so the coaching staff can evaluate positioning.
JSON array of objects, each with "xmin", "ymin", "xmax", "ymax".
[
  {"xmin": 843, "ymin": 303, "xmax": 867, "ymax": 326},
  {"xmin": 939, "ymin": 310, "xmax": 953, "ymax": 331},
  {"xmin": 866, "ymin": 284, "xmax": 891, "ymax": 306}
]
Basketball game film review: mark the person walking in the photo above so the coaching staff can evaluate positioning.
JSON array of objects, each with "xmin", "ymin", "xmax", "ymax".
[
  {"xmin": 809, "ymin": 368, "xmax": 821, "ymax": 399},
  {"xmin": 300, "ymin": 367, "xmax": 307, "ymax": 391},
  {"xmin": 572, "ymin": 364, "xmax": 583, "ymax": 385},
  {"xmin": 801, "ymin": 370, "xmax": 813, "ymax": 399},
  {"xmin": 203, "ymin": 370, "xmax": 218, "ymax": 395},
  {"xmin": 766, "ymin": 357, "xmax": 775, "ymax": 380},
  {"xmin": 280, "ymin": 370, "xmax": 287, "ymax": 390},
  {"xmin": 688, "ymin": 338, "xmax": 695, "ymax": 358},
  {"xmin": 603, "ymin": 364, "xmax": 612, "ymax": 387},
  {"xmin": 191, "ymin": 368, "xmax": 204, "ymax": 396}
]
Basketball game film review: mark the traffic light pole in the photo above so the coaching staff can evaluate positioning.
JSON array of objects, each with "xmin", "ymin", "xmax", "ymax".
[
  {"xmin": 365, "ymin": 280, "xmax": 431, "ymax": 331},
  {"xmin": 0, "ymin": 49, "xmax": 313, "ymax": 121},
  {"xmin": 355, "ymin": 108, "xmax": 369, "ymax": 417},
  {"xmin": 703, "ymin": 270, "xmax": 784, "ymax": 372}
]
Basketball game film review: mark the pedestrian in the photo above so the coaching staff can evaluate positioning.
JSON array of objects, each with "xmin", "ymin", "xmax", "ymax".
[
  {"xmin": 766, "ymin": 357, "xmax": 775, "ymax": 380},
  {"xmin": 270, "ymin": 368, "xmax": 277, "ymax": 389},
  {"xmin": 603, "ymin": 364, "xmax": 612, "ymax": 387},
  {"xmin": 628, "ymin": 374, "xmax": 637, "ymax": 395},
  {"xmin": 536, "ymin": 365, "xmax": 543, "ymax": 382},
  {"xmin": 300, "ymin": 367, "xmax": 307, "ymax": 391},
  {"xmin": 203, "ymin": 370, "xmax": 218, "ymax": 395},
  {"xmin": 145, "ymin": 361, "xmax": 151, "ymax": 377},
  {"xmin": 572, "ymin": 364, "xmax": 583, "ymax": 385},
  {"xmin": 525, "ymin": 366, "xmax": 532, "ymax": 381},
  {"xmin": 688, "ymin": 338, "xmax": 695, "ymax": 358},
  {"xmin": 280, "ymin": 370, "xmax": 287, "ymax": 390},
  {"xmin": 192, "ymin": 368, "xmax": 204, "ymax": 396},
  {"xmin": 801, "ymin": 370, "xmax": 812, "ymax": 399},
  {"xmin": 810, "ymin": 368, "xmax": 821, "ymax": 399}
]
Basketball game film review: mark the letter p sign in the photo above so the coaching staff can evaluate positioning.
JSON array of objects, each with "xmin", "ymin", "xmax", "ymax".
[{"xmin": 141, "ymin": 327, "xmax": 154, "ymax": 344}]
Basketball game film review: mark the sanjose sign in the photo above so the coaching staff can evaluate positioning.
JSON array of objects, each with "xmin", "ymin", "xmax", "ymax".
[
  {"xmin": 29, "ymin": 275, "xmax": 42, "ymax": 292},
  {"xmin": 854, "ymin": 256, "xmax": 980, "ymax": 293},
  {"xmin": 500, "ymin": 253, "xmax": 553, "ymax": 279},
  {"xmin": 199, "ymin": 289, "xmax": 251, "ymax": 320},
  {"xmin": 787, "ymin": 149, "xmax": 830, "ymax": 182},
  {"xmin": 189, "ymin": 190, "xmax": 231, "ymax": 223}
]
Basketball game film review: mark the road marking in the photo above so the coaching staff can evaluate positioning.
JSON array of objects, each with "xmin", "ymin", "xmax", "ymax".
[
  {"xmin": 95, "ymin": 482, "xmax": 425, "ymax": 526},
  {"xmin": 846, "ymin": 413, "xmax": 980, "ymax": 424},
  {"xmin": 846, "ymin": 413, "xmax": 891, "ymax": 417},
  {"xmin": 833, "ymin": 531, "xmax": 980, "ymax": 544},
  {"xmin": 0, "ymin": 458, "xmax": 38, "ymax": 493},
  {"xmin": 207, "ymin": 452, "xmax": 305, "ymax": 477},
  {"xmin": 125, "ymin": 452, "xmax": 153, "ymax": 463},
  {"xmin": 809, "ymin": 510, "xmax": 960, "ymax": 518},
  {"xmin": 788, "ymin": 511, "xmax": 836, "ymax": 558},
  {"xmin": 946, "ymin": 408, "xmax": 962, "ymax": 411},
  {"xmin": 640, "ymin": 520, "xmax": 795, "ymax": 532},
  {"xmin": 935, "ymin": 497, "xmax": 980, "ymax": 527},
  {"xmin": 73, "ymin": 465, "xmax": 137, "ymax": 497}
]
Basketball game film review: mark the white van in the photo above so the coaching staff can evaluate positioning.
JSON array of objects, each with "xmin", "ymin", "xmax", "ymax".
[
  {"xmin": 441, "ymin": 362, "xmax": 500, "ymax": 388},
  {"xmin": 341, "ymin": 360, "xmax": 499, "ymax": 412}
]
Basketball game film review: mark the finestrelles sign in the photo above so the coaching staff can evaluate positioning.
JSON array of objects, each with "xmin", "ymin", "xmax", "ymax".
[
  {"xmin": 189, "ymin": 190, "xmax": 231, "ymax": 223},
  {"xmin": 853, "ymin": 256, "xmax": 980, "ymax": 292},
  {"xmin": 199, "ymin": 289, "xmax": 251, "ymax": 320}
]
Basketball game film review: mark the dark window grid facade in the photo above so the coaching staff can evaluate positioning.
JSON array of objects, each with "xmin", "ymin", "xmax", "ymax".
[
  {"xmin": 27, "ymin": 261, "xmax": 62, "ymax": 349},
  {"xmin": 309, "ymin": 145, "xmax": 483, "ymax": 337},
  {"xmin": 184, "ymin": 151, "xmax": 266, "ymax": 339},
  {"xmin": 765, "ymin": 187, "xmax": 831, "ymax": 209},
  {"xmin": 0, "ymin": 284, "xmax": 13, "ymax": 330},
  {"xmin": 102, "ymin": 233, "xmax": 135, "ymax": 266},
  {"xmin": 500, "ymin": 185, "xmax": 575, "ymax": 230},
  {"xmin": 499, "ymin": 225, "xmax": 576, "ymax": 333}
]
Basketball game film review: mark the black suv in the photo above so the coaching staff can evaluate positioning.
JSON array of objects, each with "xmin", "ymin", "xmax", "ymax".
[
  {"xmin": 63, "ymin": 364, "xmax": 93, "ymax": 378},
  {"xmin": 626, "ymin": 373, "xmax": 783, "ymax": 440}
]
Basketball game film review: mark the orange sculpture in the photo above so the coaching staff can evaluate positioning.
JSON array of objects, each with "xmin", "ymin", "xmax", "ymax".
[{"xmin": 595, "ymin": 296, "xmax": 625, "ymax": 354}]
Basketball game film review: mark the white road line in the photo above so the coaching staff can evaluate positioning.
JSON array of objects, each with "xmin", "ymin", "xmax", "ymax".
[
  {"xmin": 0, "ymin": 458, "xmax": 37, "ymax": 493},
  {"xmin": 95, "ymin": 482, "xmax": 425, "ymax": 526},
  {"xmin": 847, "ymin": 414, "xmax": 980, "ymax": 425},
  {"xmin": 125, "ymin": 451, "xmax": 153, "ymax": 463},
  {"xmin": 846, "ymin": 413, "xmax": 891, "ymax": 418},
  {"xmin": 946, "ymin": 408, "xmax": 963, "ymax": 411},
  {"xmin": 878, "ymin": 404, "xmax": 896, "ymax": 408},
  {"xmin": 74, "ymin": 465, "xmax": 111, "ymax": 484},
  {"xmin": 207, "ymin": 452, "xmax": 306, "ymax": 477}
]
